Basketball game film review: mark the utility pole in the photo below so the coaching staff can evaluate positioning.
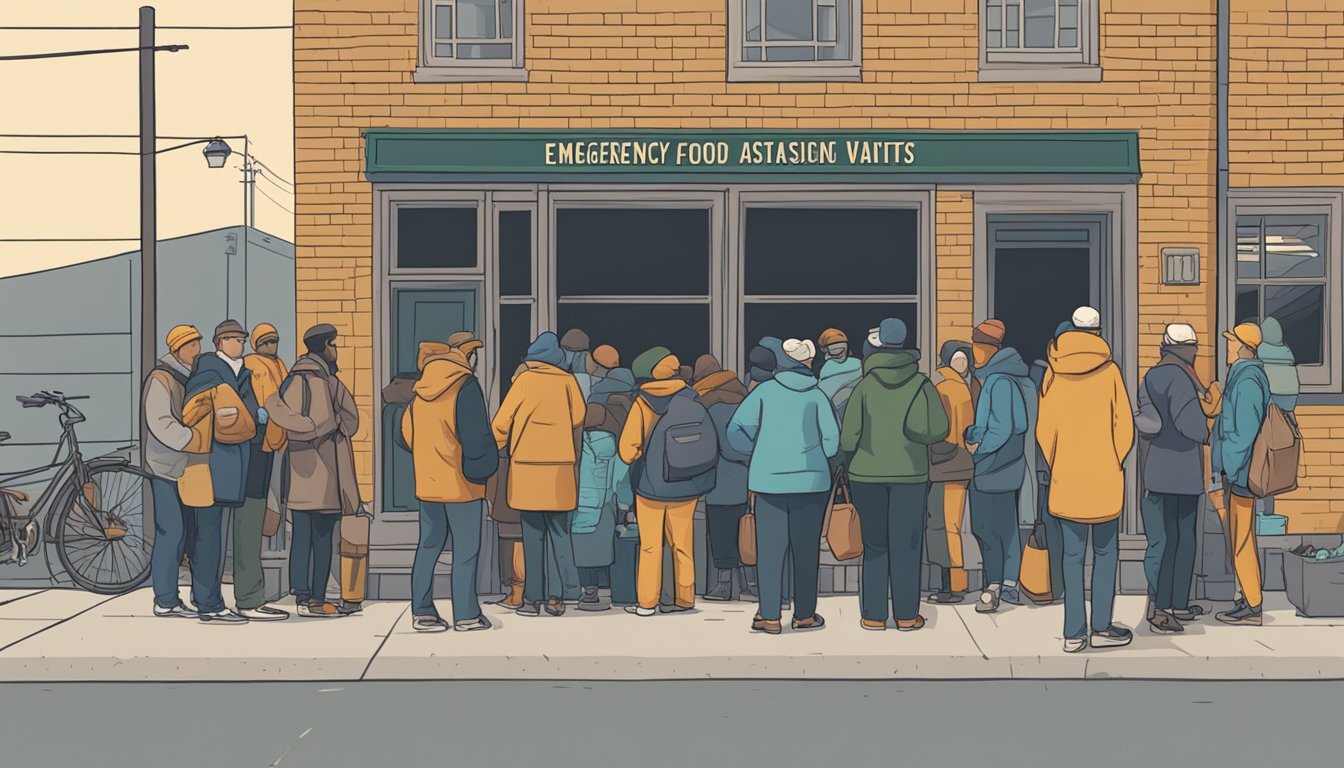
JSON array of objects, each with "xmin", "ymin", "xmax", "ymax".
[{"xmin": 138, "ymin": 5, "xmax": 157, "ymax": 401}]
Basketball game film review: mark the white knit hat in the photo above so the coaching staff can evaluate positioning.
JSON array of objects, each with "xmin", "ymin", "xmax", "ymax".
[
  {"xmin": 1163, "ymin": 323, "xmax": 1198, "ymax": 346},
  {"xmin": 1072, "ymin": 306, "xmax": 1102, "ymax": 330},
  {"xmin": 782, "ymin": 338, "xmax": 815, "ymax": 363}
]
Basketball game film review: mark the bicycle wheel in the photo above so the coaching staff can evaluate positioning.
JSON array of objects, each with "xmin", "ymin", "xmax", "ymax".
[{"xmin": 53, "ymin": 464, "xmax": 153, "ymax": 594}]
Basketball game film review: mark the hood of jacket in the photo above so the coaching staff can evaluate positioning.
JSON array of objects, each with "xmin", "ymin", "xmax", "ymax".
[
  {"xmin": 862, "ymin": 350, "xmax": 921, "ymax": 389},
  {"xmin": 1260, "ymin": 317, "xmax": 1286, "ymax": 346},
  {"xmin": 938, "ymin": 339, "xmax": 972, "ymax": 369},
  {"xmin": 524, "ymin": 332, "xmax": 566, "ymax": 366},
  {"xmin": 157, "ymin": 353, "xmax": 192, "ymax": 380},
  {"xmin": 1048, "ymin": 332, "xmax": 1113, "ymax": 376},
  {"xmin": 592, "ymin": 367, "xmax": 635, "ymax": 394},
  {"xmin": 1227, "ymin": 357, "xmax": 1268, "ymax": 388},
  {"xmin": 974, "ymin": 346, "xmax": 1030, "ymax": 381},
  {"xmin": 417, "ymin": 341, "xmax": 455, "ymax": 371},
  {"xmin": 819, "ymin": 357, "xmax": 861, "ymax": 387},
  {"xmin": 773, "ymin": 369, "xmax": 819, "ymax": 392},
  {"xmin": 692, "ymin": 353, "xmax": 724, "ymax": 382},
  {"xmin": 415, "ymin": 349, "xmax": 474, "ymax": 402},
  {"xmin": 289, "ymin": 353, "xmax": 333, "ymax": 379},
  {"xmin": 638, "ymin": 378, "xmax": 688, "ymax": 405},
  {"xmin": 1257, "ymin": 318, "xmax": 1295, "ymax": 365}
]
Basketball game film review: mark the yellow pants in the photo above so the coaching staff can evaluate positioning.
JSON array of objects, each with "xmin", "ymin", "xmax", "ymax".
[
  {"xmin": 1220, "ymin": 492, "xmax": 1263, "ymax": 609},
  {"xmin": 636, "ymin": 496, "xmax": 698, "ymax": 610},
  {"xmin": 944, "ymin": 481, "xmax": 969, "ymax": 594}
]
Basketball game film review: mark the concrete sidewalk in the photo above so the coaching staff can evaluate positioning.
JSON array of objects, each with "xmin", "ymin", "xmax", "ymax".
[{"xmin": 1, "ymin": 587, "xmax": 1341, "ymax": 682}]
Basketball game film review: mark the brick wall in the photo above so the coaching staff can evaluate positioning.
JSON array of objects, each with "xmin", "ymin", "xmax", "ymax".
[
  {"xmin": 935, "ymin": 189, "xmax": 973, "ymax": 343},
  {"xmin": 294, "ymin": 1, "xmax": 1337, "ymax": 533},
  {"xmin": 1230, "ymin": 1, "xmax": 1344, "ymax": 532}
]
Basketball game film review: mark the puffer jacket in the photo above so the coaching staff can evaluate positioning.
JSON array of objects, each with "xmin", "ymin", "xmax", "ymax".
[
  {"xmin": 401, "ymin": 344, "xmax": 498, "ymax": 503},
  {"xmin": 727, "ymin": 369, "xmax": 839, "ymax": 494},
  {"xmin": 965, "ymin": 347, "xmax": 1035, "ymax": 494},
  {"xmin": 491, "ymin": 361, "xmax": 586, "ymax": 511}
]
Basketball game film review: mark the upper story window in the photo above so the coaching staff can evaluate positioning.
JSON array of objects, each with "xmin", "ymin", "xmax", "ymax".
[
  {"xmin": 980, "ymin": 0, "xmax": 1100, "ymax": 83},
  {"xmin": 729, "ymin": 1, "xmax": 861, "ymax": 82},
  {"xmin": 415, "ymin": 0, "xmax": 526, "ymax": 83}
]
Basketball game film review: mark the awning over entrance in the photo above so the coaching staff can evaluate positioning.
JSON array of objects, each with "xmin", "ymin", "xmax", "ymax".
[{"xmin": 363, "ymin": 129, "xmax": 1140, "ymax": 183}]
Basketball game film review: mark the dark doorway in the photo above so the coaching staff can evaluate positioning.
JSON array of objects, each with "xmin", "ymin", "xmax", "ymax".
[{"xmin": 987, "ymin": 216, "xmax": 1107, "ymax": 367}]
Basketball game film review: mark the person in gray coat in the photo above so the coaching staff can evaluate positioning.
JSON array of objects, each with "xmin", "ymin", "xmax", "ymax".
[
  {"xmin": 692, "ymin": 354, "xmax": 752, "ymax": 601},
  {"xmin": 1141, "ymin": 324, "xmax": 1211, "ymax": 633}
]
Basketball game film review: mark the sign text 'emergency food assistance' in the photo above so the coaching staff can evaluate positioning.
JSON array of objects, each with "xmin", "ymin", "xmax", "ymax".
[{"xmin": 543, "ymin": 139, "xmax": 916, "ymax": 168}]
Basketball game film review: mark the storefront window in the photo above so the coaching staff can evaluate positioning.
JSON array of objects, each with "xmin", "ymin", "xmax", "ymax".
[
  {"xmin": 396, "ymin": 206, "xmax": 478, "ymax": 270},
  {"xmin": 744, "ymin": 301, "xmax": 917, "ymax": 362},
  {"xmin": 498, "ymin": 209, "xmax": 532, "ymax": 297},
  {"xmin": 498, "ymin": 302, "xmax": 532, "ymax": 398},
  {"xmin": 1235, "ymin": 214, "xmax": 1328, "ymax": 367}
]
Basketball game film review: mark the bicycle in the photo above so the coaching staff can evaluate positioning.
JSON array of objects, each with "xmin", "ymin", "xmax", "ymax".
[{"xmin": 0, "ymin": 391, "xmax": 152, "ymax": 594}]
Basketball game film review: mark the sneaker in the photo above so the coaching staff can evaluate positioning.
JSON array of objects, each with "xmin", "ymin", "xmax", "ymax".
[
  {"xmin": 338, "ymin": 601, "xmax": 363, "ymax": 615},
  {"xmin": 975, "ymin": 589, "xmax": 1001, "ymax": 614},
  {"xmin": 577, "ymin": 595, "xmax": 610, "ymax": 612},
  {"xmin": 791, "ymin": 613, "xmax": 825, "ymax": 631},
  {"xmin": 704, "ymin": 572, "xmax": 734, "ymax": 602},
  {"xmin": 488, "ymin": 594, "xmax": 524, "ymax": 610},
  {"xmin": 751, "ymin": 616, "xmax": 782, "ymax": 635},
  {"xmin": 297, "ymin": 601, "xmax": 344, "ymax": 618},
  {"xmin": 545, "ymin": 599, "xmax": 566, "ymax": 617},
  {"xmin": 1063, "ymin": 636, "xmax": 1087, "ymax": 653},
  {"xmin": 515, "ymin": 602, "xmax": 541, "ymax": 617},
  {"xmin": 1170, "ymin": 605, "xmax": 1207, "ymax": 622},
  {"xmin": 926, "ymin": 591, "xmax": 965, "ymax": 604},
  {"xmin": 454, "ymin": 615, "xmax": 492, "ymax": 632},
  {"xmin": 1000, "ymin": 585, "xmax": 1024, "ymax": 605},
  {"xmin": 1215, "ymin": 602, "xmax": 1263, "ymax": 626},
  {"xmin": 861, "ymin": 619, "xmax": 886, "ymax": 631},
  {"xmin": 235, "ymin": 605, "xmax": 290, "ymax": 622},
  {"xmin": 199, "ymin": 610, "xmax": 248, "ymax": 624},
  {"xmin": 153, "ymin": 603, "xmax": 198, "ymax": 619},
  {"xmin": 1090, "ymin": 625, "xmax": 1134, "ymax": 648},
  {"xmin": 624, "ymin": 605, "xmax": 655, "ymax": 617},
  {"xmin": 579, "ymin": 586, "xmax": 600, "ymax": 605},
  {"xmin": 413, "ymin": 615, "xmax": 450, "ymax": 633},
  {"xmin": 896, "ymin": 615, "xmax": 927, "ymax": 632},
  {"xmin": 659, "ymin": 603, "xmax": 692, "ymax": 614},
  {"xmin": 1148, "ymin": 612, "xmax": 1184, "ymax": 634}
]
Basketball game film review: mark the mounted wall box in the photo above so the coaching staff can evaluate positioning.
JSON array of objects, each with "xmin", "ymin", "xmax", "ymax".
[{"xmin": 1162, "ymin": 247, "xmax": 1200, "ymax": 285}]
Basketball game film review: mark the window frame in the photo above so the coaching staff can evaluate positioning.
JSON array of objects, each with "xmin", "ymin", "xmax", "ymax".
[
  {"xmin": 1226, "ymin": 190, "xmax": 1344, "ymax": 395},
  {"xmin": 415, "ymin": 0, "xmax": 527, "ymax": 83},
  {"xmin": 384, "ymin": 191, "xmax": 486, "ymax": 277},
  {"xmin": 978, "ymin": 0, "xmax": 1100, "ymax": 83},
  {"xmin": 727, "ymin": 0, "xmax": 863, "ymax": 83}
]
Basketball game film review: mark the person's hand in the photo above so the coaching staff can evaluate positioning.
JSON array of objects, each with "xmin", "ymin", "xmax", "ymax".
[
  {"xmin": 257, "ymin": 407, "xmax": 268, "ymax": 424},
  {"xmin": 966, "ymin": 442, "xmax": 978, "ymax": 455}
]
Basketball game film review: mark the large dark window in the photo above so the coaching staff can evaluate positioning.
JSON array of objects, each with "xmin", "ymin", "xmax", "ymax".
[
  {"xmin": 396, "ymin": 206, "xmax": 478, "ymax": 269},
  {"xmin": 556, "ymin": 209, "xmax": 710, "ymax": 296},
  {"xmin": 1236, "ymin": 214, "xmax": 1328, "ymax": 366},
  {"xmin": 558, "ymin": 303, "xmax": 711, "ymax": 368},
  {"xmin": 744, "ymin": 302, "xmax": 917, "ymax": 361},
  {"xmin": 498, "ymin": 302, "xmax": 532, "ymax": 398},
  {"xmin": 744, "ymin": 207, "xmax": 918, "ymax": 295},
  {"xmin": 498, "ymin": 210, "xmax": 532, "ymax": 296}
]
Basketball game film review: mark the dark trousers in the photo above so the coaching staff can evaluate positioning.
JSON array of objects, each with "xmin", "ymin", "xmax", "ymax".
[
  {"xmin": 520, "ymin": 510, "xmax": 579, "ymax": 604},
  {"xmin": 411, "ymin": 500, "xmax": 483, "ymax": 623},
  {"xmin": 290, "ymin": 510, "xmax": 338, "ymax": 604},
  {"xmin": 149, "ymin": 478, "xmax": 197, "ymax": 610},
  {"xmin": 851, "ymin": 481, "xmax": 929, "ymax": 623},
  {"xmin": 753, "ymin": 492, "xmax": 826, "ymax": 622},
  {"xmin": 969, "ymin": 487, "xmax": 1021, "ymax": 587},
  {"xmin": 706, "ymin": 503, "xmax": 747, "ymax": 570},
  {"xmin": 232, "ymin": 495, "xmax": 268, "ymax": 610},
  {"xmin": 190, "ymin": 506, "xmax": 228, "ymax": 614},
  {"xmin": 1059, "ymin": 517, "xmax": 1119, "ymax": 639},
  {"xmin": 1154, "ymin": 493, "xmax": 1199, "ymax": 611}
]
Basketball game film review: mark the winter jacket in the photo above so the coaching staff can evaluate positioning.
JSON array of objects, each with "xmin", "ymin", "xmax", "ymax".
[
  {"xmin": 244, "ymin": 353, "xmax": 289, "ymax": 453},
  {"xmin": 618, "ymin": 378, "xmax": 691, "ymax": 467},
  {"xmin": 491, "ymin": 361, "xmax": 586, "ymax": 512},
  {"xmin": 142, "ymin": 355, "xmax": 194, "ymax": 481},
  {"xmin": 839, "ymin": 351, "xmax": 949, "ymax": 485},
  {"xmin": 1212, "ymin": 358, "xmax": 1271, "ymax": 491},
  {"xmin": 934, "ymin": 366, "xmax": 974, "ymax": 452},
  {"xmin": 1037, "ymin": 332, "xmax": 1135, "ymax": 524},
  {"xmin": 266, "ymin": 354, "xmax": 362, "ymax": 515},
  {"xmin": 589, "ymin": 367, "xmax": 635, "ymax": 406},
  {"xmin": 727, "ymin": 369, "xmax": 840, "ymax": 494},
  {"xmin": 1258, "ymin": 317, "xmax": 1299, "ymax": 412},
  {"xmin": 400, "ymin": 344, "xmax": 498, "ymax": 504},
  {"xmin": 818, "ymin": 357, "xmax": 862, "ymax": 420},
  {"xmin": 181, "ymin": 353, "xmax": 259, "ymax": 508},
  {"xmin": 1141, "ymin": 357, "xmax": 1210, "ymax": 496},
  {"xmin": 701, "ymin": 381, "xmax": 750, "ymax": 507},
  {"xmin": 574, "ymin": 429, "xmax": 632, "ymax": 535},
  {"xmin": 965, "ymin": 347, "xmax": 1035, "ymax": 494}
]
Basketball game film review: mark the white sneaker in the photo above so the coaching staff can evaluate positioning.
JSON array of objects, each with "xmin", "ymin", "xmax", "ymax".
[
  {"xmin": 198, "ymin": 610, "xmax": 248, "ymax": 624},
  {"xmin": 624, "ymin": 605, "xmax": 655, "ymax": 617},
  {"xmin": 235, "ymin": 605, "xmax": 290, "ymax": 621},
  {"xmin": 1063, "ymin": 637, "xmax": 1087, "ymax": 653},
  {"xmin": 153, "ymin": 603, "xmax": 198, "ymax": 619}
]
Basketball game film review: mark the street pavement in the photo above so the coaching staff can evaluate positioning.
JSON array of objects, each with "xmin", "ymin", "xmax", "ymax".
[
  {"xmin": 1, "ymin": 586, "xmax": 1343, "ymax": 681},
  {"xmin": 1, "ymin": 679, "xmax": 1341, "ymax": 767}
]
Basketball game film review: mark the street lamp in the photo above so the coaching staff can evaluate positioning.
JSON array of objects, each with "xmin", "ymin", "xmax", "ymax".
[{"xmin": 202, "ymin": 138, "xmax": 232, "ymax": 169}]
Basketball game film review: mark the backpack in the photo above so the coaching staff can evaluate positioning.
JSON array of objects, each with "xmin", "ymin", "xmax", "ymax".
[
  {"xmin": 1247, "ymin": 402, "xmax": 1302, "ymax": 498},
  {"xmin": 635, "ymin": 389, "xmax": 717, "ymax": 501}
]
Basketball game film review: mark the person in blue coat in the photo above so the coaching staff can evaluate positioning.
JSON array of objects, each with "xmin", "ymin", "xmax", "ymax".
[
  {"xmin": 727, "ymin": 337, "xmax": 839, "ymax": 635},
  {"xmin": 572, "ymin": 404, "xmax": 631, "ymax": 611},
  {"xmin": 183, "ymin": 320, "xmax": 259, "ymax": 624}
]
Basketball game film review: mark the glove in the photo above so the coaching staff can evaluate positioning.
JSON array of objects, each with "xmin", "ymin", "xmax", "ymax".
[{"xmin": 256, "ymin": 407, "xmax": 268, "ymax": 424}]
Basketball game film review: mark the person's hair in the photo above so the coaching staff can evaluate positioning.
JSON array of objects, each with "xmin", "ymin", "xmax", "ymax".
[{"xmin": 305, "ymin": 331, "xmax": 337, "ymax": 356}]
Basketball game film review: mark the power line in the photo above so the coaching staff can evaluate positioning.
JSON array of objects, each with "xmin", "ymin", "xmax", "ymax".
[
  {"xmin": 254, "ymin": 184, "xmax": 295, "ymax": 216},
  {"xmin": 0, "ymin": 25, "xmax": 291, "ymax": 31},
  {"xmin": 0, "ymin": 43, "xmax": 187, "ymax": 61},
  {"xmin": 0, "ymin": 238, "xmax": 137, "ymax": 243},
  {"xmin": 256, "ymin": 164, "xmax": 294, "ymax": 190},
  {"xmin": 255, "ymin": 171, "xmax": 295, "ymax": 196},
  {"xmin": 0, "ymin": 134, "xmax": 245, "ymax": 140},
  {"xmin": 0, "ymin": 149, "xmax": 138, "ymax": 155}
]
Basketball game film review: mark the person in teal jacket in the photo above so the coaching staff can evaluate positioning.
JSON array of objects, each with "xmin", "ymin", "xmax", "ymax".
[
  {"xmin": 572, "ymin": 404, "xmax": 632, "ymax": 611},
  {"xmin": 727, "ymin": 340, "xmax": 840, "ymax": 635},
  {"xmin": 1257, "ymin": 317, "xmax": 1299, "ymax": 413}
]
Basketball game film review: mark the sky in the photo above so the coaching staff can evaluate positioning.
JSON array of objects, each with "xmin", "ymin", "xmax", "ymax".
[{"xmin": 0, "ymin": 1, "xmax": 294, "ymax": 277}]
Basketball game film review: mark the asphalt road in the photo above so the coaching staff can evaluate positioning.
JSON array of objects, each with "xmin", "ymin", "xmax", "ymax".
[{"xmin": 1, "ymin": 680, "xmax": 1336, "ymax": 767}]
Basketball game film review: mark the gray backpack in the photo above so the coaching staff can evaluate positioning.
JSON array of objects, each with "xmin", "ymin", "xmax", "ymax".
[{"xmin": 635, "ymin": 389, "xmax": 717, "ymax": 501}]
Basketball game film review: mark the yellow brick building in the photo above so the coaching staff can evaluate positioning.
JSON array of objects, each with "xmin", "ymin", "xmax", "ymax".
[{"xmin": 293, "ymin": 1, "xmax": 1344, "ymax": 596}]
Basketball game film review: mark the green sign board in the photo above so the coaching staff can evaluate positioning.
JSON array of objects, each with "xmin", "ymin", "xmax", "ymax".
[{"xmin": 364, "ymin": 129, "xmax": 1139, "ymax": 179}]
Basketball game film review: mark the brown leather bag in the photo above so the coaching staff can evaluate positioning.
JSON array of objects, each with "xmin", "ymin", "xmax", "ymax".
[
  {"xmin": 929, "ymin": 441, "xmax": 975, "ymax": 484},
  {"xmin": 823, "ymin": 470, "xmax": 863, "ymax": 561},
  {"xmin": 738, "ymin": 493, "xmax": 757, "ymax": 566},
  {"xmin": 1248, "ymin": 403, "xmax": 1302, "ymax": 498}
]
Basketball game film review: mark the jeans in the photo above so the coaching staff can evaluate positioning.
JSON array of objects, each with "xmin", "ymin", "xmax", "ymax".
[
  {"xmin": 1140, "ymin": 491, "xmax": 1165, "ymax": 601},
  {"xmin": 1058, "ymin": 516, "xmax": 1119, "ymax": 639},
  {"xmin": 411, "ymin": 500, "xmax": 483, "ymax": 622},
  {"xmin": 851, "ymin": 482, "xmax": 929, "ymax": 623},
  {"xmin": 1153, "ymin": 493, "xmax": 1198, "ymax": 611},
  {"xmin": 520, "ymin": 510, "xmax": 579, "ymax": 604},
  {"xmin": 579, "ymin": 567, "xmax": 607, "ymax": 588},
  {"xmin": 190, "ymin": 505, "xmax": 228, "ymax": 614},
  {"xmin": 290, "ymin": 510, "xmax": 338, "ymax": 604},
  {"xmin": 150, "ymin": 478, "xmax": 194, "ymax": 609},
  {"xmin": 753, "ymin": 492, "xmax": 826, "ymax": 623},
  {"xmin": 706, "ymin": 503, "xmax": 748, "ymax": 570},
  {"xmin": 232, "ymin": 495, "xmax": 268, "ymax": 610},
  {"xmin": 969, "ymin": 488, "xmax": 1021, "ymax": 587}
]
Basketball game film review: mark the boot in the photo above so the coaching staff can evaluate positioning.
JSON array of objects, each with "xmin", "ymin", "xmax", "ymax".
[
  {"xmin": 704, "ymin": 569, "xmax": 733, "ymax": 601},
  {"xmin": 737, "ymin": 567, "xmax": 757, "ymax": 600},
  {"xmin": 490, "ymin": 581, "xmax": 524, "ymax": 609}
]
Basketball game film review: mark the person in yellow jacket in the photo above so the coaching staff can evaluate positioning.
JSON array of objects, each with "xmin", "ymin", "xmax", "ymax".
[
  {"xmin": 619, "ymin": 347, "xmax": 703, "ymax": 617},
  {"xmin": 927, "ymin": 342, "xmax": 975, "ymax": 602},
  {"xmin": 402, "ymin": 338, "xmax": 498, "ymax": 632},
  {"xmin": 1037, "ymin": 307, "xmax": 1136, "ymax": 653},
  {"xmin": 491, "ymin": 331, "xmax": 586, "ymax": 617}
]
